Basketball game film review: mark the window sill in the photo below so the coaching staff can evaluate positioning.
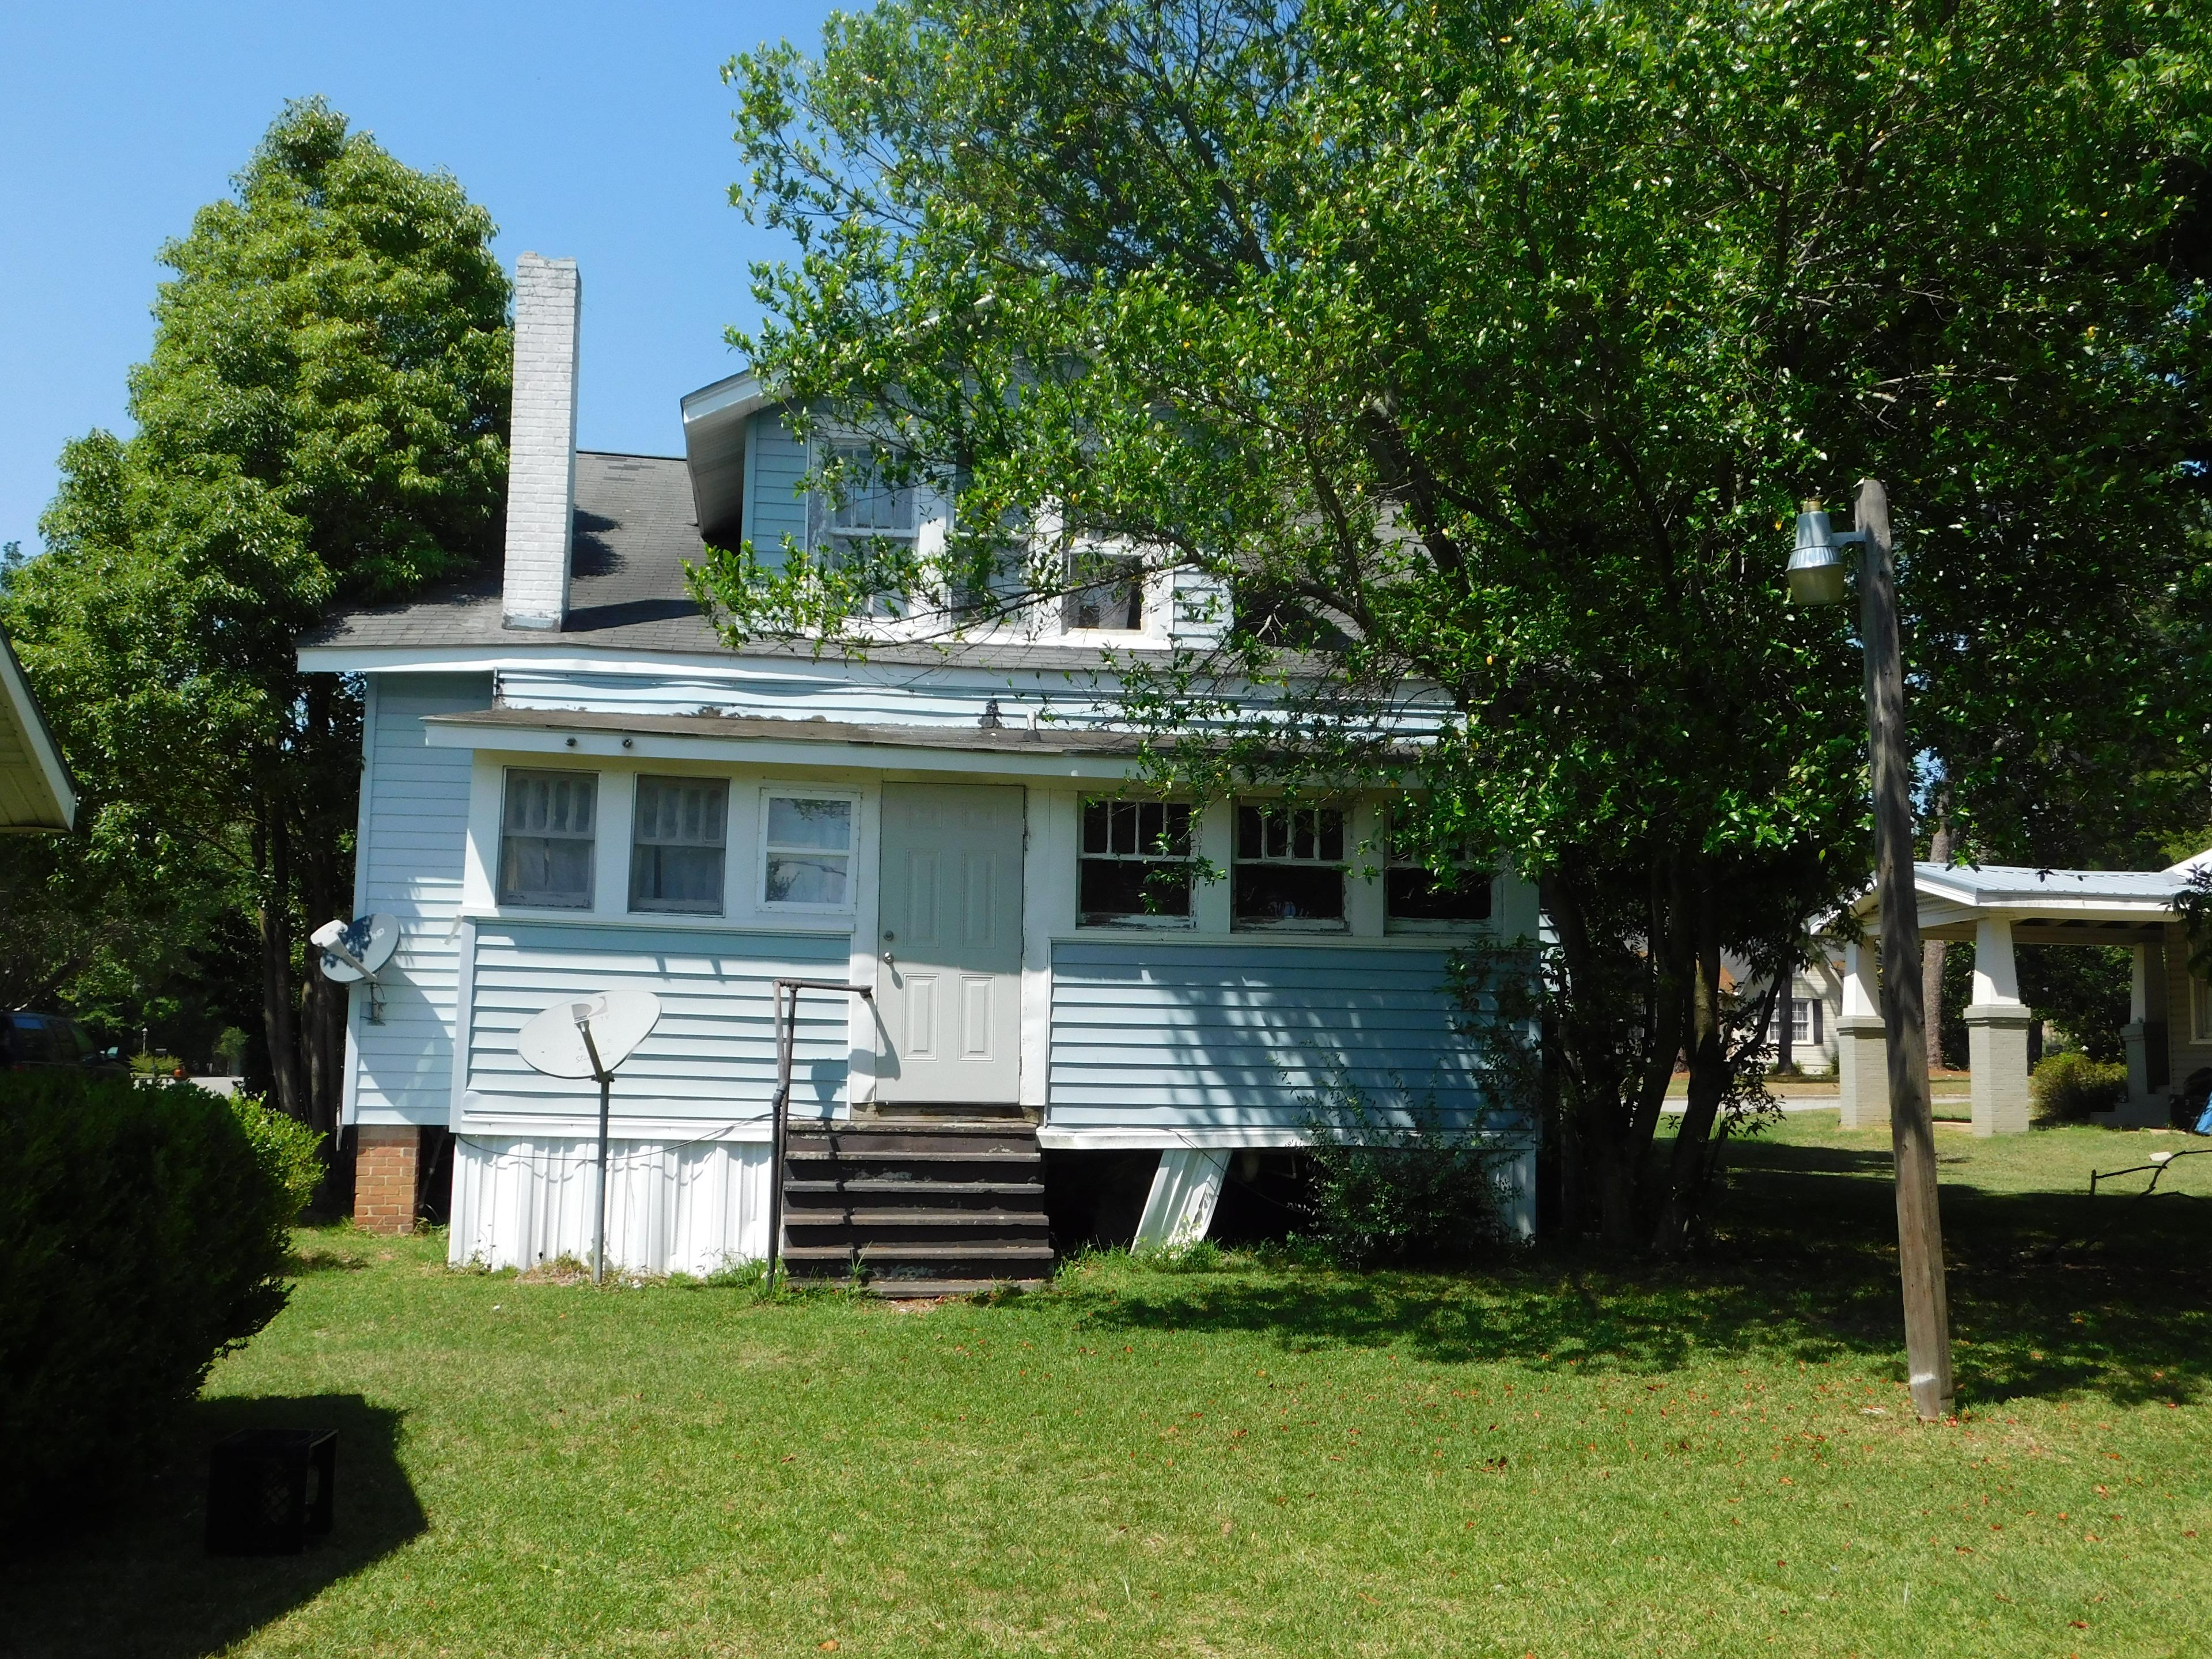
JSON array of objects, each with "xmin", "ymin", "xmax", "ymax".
[{"xmin": 464, "ymin": 906, "xmax": 856, "ymax": 937}]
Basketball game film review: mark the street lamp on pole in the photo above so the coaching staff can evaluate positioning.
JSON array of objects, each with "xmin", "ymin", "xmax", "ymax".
[{"xmin": 1788, "ymin": 478, "xmax": 1955, "ymax": 1423}]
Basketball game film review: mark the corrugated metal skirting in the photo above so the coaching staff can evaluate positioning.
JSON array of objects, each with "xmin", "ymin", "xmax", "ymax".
[{"xmin": 449, "ymin": 1135, "xmax": 771, "ymax": 1274}]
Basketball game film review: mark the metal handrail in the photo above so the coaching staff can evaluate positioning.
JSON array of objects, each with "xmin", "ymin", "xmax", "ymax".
[{"xmin": 765, "ymin": 979, "xmax": 874, "ymax": 1291}]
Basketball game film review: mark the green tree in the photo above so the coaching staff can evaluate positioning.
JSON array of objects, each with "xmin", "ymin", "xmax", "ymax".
[
  {"xmin": 702, "ymin": 0, "xmax": 2212, "ymax": 1250},
  {"xmin": 1, "ymin": 99, "xmax": 509, "ymax": 1131}
]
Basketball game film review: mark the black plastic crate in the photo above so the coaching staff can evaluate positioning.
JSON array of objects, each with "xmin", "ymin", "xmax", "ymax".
[{"xmin": 206, "ymin": 1428, "xmax": 336, "ymax": 1555}]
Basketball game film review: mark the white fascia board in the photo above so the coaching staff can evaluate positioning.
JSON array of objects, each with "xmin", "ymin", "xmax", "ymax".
[
  {"xmin": 423, "ymin": 715, "xmax": 1156, "ymax": 781},
  {"xmin": 0, "ymin": 628, "xmax": 76, "ymax": 830},
  {"xmin": 680, "ymin": 369, "xmax": 768, "ymax": 427}
]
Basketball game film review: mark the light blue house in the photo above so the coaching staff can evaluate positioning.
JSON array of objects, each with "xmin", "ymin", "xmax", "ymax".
[{"xmin": 302, "ymin": 255, "xmax": 1536, "ymax": 1289}]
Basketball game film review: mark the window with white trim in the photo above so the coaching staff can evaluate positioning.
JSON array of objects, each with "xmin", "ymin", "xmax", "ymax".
[
  {"xmin": 1766, "ymin": 996, "xmax": 1823, "ymax": 1048},
  {"xmin": 1233, "ymin": 802, "xmax": 1346, "ymax": 929},
  {"xmin": 1078, "ymin": 798, "xmax": 1194, "ymax": 926},
  {"xmin": 813, "ymin": 442, "xmax": 919, "ymax": 617},
  {"xmin": 1384, "ymin": 817, "xmax": 1493, "ymax": 930},
  {"xmin": 2192, "ymin": 971, "xmax": 2212, "ymax": 1044},
  {"xmin": 761, "ymin": 794, "xmax": 855, "ymax": 909},
  {"xmin": 499, "ymin": 770, "xmax": 597, "ymax": 909},
  {"xmin": 629, "ymin": 775, "xmax": 728, "ymax": 914},
  {"xmin": 1063, "ymin": 548, "xmax": 1145, "ymax": 632}
]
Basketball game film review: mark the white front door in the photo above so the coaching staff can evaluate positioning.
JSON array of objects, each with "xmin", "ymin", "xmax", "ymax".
[{"xmin": 874, "ymin": 783, "xmax": 1025, "ymax": 1105}]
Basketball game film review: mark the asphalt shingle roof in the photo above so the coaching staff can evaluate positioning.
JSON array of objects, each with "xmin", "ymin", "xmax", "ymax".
[{"xmin": 303, "ymin": 451, "xmax": 1164, "ymax": 675}]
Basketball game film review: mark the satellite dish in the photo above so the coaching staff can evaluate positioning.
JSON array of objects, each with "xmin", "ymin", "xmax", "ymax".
[
  {"xmin": 312, "ymin": 915, "xmax": 398, "ymax": 984},
  {"xmin": 516, "ymin": 988, "xmax": 664, "ymax": 1285},
  {"xmin": 517, "ymin": 989, "xmax": 662, "ymax": 1081}
]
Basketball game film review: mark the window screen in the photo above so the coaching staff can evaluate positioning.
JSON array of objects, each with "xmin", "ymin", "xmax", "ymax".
[
  {"xmin": 1233, "ymin": 803, "xmax": 1346, "ymax": 928},
  {"xmin": 630, "ymin": 775, "xmax": 728, "ymax": 914},
  {"xmin": 1078, "ymin": 798, "xmax": 1194, "ymax": 925},
  {"xmin": 499, "ymin": 770, "xmax": 597, "ymax": 908},
  {"xmin": 763, "ymin": 796, "xmax": 854, "ymax": 907}
]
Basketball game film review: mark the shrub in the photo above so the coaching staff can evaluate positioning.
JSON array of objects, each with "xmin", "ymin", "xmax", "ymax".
[
  {"xmin": 2030, "ymin": 1050, "xmax": 2128, "ymax": 1124},
  {"xmin": 0, "ymin": 1072, "xmax": 320, "ymax": 1537},
  {"xmin": 1300, "ymin": 1084, "xmax": 1510, "ymax": 1270}
]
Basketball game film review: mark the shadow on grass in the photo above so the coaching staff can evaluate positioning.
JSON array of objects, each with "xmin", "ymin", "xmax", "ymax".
[
  {"xmin": 0, "ymin": 1394, "xmax": 422, "ymax": 1659},
  {"xmin": 1037, "ymin": 1136, "xmax": 2212, "ymax": 1412}
]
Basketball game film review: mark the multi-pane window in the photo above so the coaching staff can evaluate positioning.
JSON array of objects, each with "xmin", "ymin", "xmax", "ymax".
[
  {"xmin": 2192, "ymin": 973, "xmax": 2212, "ymax": 1043},
  {"xmin": 762, "ymin": 795, "xmax": 854, "ymax": 908},
  {"xmin": 816, "ymin": 442, "xmax": 919, "ymax": 616},
  {"xmin": 1385, "ymin": 820, "xmax": 1493, "ymax": 929},
  {"xmin": 1233, "ymin": 802, "xmax": 1347, "ymax": 929},
  {"xmin": 1064, "ymin": 550, "xmax": 1145, "ymax": 632},
  {"xmin": 629, "ymin": 776, "xmax": 728, "ymax": 914},
  {"xmin": 499, "ymin": 770, "xmax": 597, "ymax": 909},
  {"xmin": 1078, "ymin": 798, "xmax": 1194, "ymax": 925},
  {"xmin": 1767, "ymin": 996, "xmax": 1824, "ymax": 1048}
]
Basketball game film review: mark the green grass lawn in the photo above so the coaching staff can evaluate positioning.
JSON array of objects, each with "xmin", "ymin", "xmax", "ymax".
[{"xmin": 6, "ymin": 1113, "xmax": 2211, "ymax": 1658}]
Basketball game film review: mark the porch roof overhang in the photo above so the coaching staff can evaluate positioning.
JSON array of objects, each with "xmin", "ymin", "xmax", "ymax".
[
  {"xmin": 1849, "ymin": 861, "xmax": 2196, "ymax": 944},
  {"xmin": 422, "ymin": 704, "xmax": 1426, "ymax": 784}
]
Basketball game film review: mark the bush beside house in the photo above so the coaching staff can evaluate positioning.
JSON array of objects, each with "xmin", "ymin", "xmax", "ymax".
[
  {"xmin": 2030, "ymin": 1051, "xmax": 2129, "ymax": 1124},
  {"xmin": 0, "ymin": 1073, "xmax": 319, "ymax": 1537}
]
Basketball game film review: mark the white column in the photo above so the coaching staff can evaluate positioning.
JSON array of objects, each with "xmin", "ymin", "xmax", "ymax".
[
  {"xmin": 1966, "ymin": 915, "xmax": 2031, "ymax": 1136},
  {"xmin": 1134, "ymin": 1149, "xmax": 1229, "ymax": 1248},
  {"xmin": 1835, "ymin": 937, "xmax": 1889, "ymax": 1130},
  {"xmin": 2123, "ymin": 941, "xmax": 2155, "ymax": 1111}
]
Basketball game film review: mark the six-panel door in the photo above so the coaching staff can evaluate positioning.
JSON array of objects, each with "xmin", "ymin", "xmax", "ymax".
[{"xmin": 874, "ymin": 783, "xmax": 1025, "ymax": 1104}]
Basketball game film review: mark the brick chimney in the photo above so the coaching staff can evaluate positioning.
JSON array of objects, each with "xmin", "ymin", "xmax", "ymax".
[{"xmin": 501, "ymin": 253, "xmax": 581, "ymax": 631}]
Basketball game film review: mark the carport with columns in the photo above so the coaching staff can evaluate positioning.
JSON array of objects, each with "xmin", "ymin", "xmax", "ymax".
[{"xmin": 1835, "ymin": 861, "xmax": 2204, "ymax": 1135}]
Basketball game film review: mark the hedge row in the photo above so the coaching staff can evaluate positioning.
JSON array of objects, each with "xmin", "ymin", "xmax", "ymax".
[{"xmin": 0, "ymin": 1071, "xmax": 320, "ymax": 1534}]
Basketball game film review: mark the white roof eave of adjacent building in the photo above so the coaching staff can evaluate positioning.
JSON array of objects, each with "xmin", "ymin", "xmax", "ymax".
[
  {"xmin": 0, "ymin": 626, "xmax": 76, "ymax": 833},
  {"xmin": 1844, "ymin": 856, "xmax": 2207, "ymax": 937}
]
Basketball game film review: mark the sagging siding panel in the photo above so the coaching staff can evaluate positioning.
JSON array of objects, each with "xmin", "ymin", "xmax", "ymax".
[
  {"xmin": 352, "ymin": 672, "xmax": 490, "ymax": 1124},
  {"xmin": 1048, "ymin": 941, "xmax": 1498, "ymax": 1129},
  {"xmin": 449, "ymin": 1135, "xmax": 771, "ymax": 1272},
  {"xmin": 461, "ymin": 923, "xmax": 851, "ymax": 1127},
  {"xmin": 745, "ymin": 408, "xmax": 809, "ymax": 564}
]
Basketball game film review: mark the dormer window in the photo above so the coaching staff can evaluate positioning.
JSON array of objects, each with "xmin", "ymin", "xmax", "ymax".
[
  {"xmin": 1065, "ymin": 550, "xmax": 1145, "ymax": 632},
  {"xmin": 813, "ymin": 442, "xmax": 918, "ymax": 616}
]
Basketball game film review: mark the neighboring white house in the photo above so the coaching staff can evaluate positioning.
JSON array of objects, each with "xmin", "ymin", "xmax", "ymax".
[
  {"xmin": 301, "ymin": 255, "xmax": 1538, "ymax": 1287},
  {"xmin": 0, "ymin": 624, "xmax": 75, "ymax": 834}
]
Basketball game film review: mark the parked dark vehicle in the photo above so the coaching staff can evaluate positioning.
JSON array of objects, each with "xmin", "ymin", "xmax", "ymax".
[{"xmin": 0, "ymin": 1012, "xmax": 126, "ymax": 1074}]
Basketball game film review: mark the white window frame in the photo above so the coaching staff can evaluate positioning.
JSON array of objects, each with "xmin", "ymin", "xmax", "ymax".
[
  {"xmin": 628, "ymin": 773, "xmax": 730, "ymax": 916},
  {"xmin": 1075, "ymin": 796, "xmax": 1198, "ymax": 930},
  {"xmin": 496, "ymin": 767, "xmax": 600, "ymax": 911},
  {"xmin": 2192, "ymin": 971, "xmax": 2212, "ymax": 1044},
  {"xmin": 1381, "ymin": 812, "xmax": 1494, "ymax": 935},
  {"xmin": 1231, "ymin": 799, "xmax": 1350, "ymax": 933},
  {"xmin": 810, "ymin": 436, "xmax": 922, "ymax": 618},
  {"xmin": 756, "ymin": 786, "xmax": 862, "ymax": 915}
]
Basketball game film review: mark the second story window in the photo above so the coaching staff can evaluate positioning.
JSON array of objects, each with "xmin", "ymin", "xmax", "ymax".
[
  {"xmin": 1079, "ymin": 798, "xmax": 1194, "ymax": 925},
  {"xmin": 1234, "ymin": 802, "xmax": 1346, "ymax": 930},
  {"xmin": 817, "ymin": 443, "xmax": 918, "ymax": 617},
  {"xmin": 499, "ymin": 770, "xmax": 597, "ymax": 910},
  {"xmin": 1064, "ymin": 549, "xmax": 1145, "ymax": 632},
  {"xmin": 630, "ymin": 776, "xmax": 728, "ymax": 915},
  {"xmin": 762, "ymin": 794, "xmax": 854, "ymax": 909}
]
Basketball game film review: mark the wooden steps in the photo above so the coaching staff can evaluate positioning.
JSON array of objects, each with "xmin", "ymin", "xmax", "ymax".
[{"xmin": 781, "ymin": 1119, "xmax": 1052, "ymax": 1297}]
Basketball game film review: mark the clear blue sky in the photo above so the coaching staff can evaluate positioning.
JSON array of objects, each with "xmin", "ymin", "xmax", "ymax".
[{"xmin": 0, "ymin": 0, "xmax": 840, "ymax": 554}]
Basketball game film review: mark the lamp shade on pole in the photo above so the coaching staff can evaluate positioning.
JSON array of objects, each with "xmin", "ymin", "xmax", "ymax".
[{"xmin": 1787, "ymin": 502, "xmax": 1850, "ymax": 606}]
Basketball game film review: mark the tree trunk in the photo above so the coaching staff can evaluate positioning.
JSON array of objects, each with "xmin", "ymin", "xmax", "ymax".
[
  {"xmin": 1923, "ymin": 819, "xmax": 1951, "ymax": 1074},
  {"xmin": 256, "ymin": 804, "xmax": 305, "ymax": 1122},
  {"xmin": 1654, "ymin": 872, "xmax": 1726, "ymax": 1254}
]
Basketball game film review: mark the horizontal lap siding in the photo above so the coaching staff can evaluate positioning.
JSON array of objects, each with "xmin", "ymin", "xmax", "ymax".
[
  {"xmin": 747, "ymin": 410, "xmax": 809, "ymax": 564},
  {"xmin": 462, "ymin": 923, "xmax": 851, "ymax": 1126},
  {"xmin": 1050, "ymin": 942, "xmax": 1494, "ymax": 1130},
  {"xmin": 353, "ymin": 673, "xmax": 489, "ymax": 1124}
]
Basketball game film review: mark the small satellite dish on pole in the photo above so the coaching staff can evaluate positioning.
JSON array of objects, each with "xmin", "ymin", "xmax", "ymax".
[
  {"xmin": 516, "ymin": 990, "xmax": 662, "ymax": 1283},
  {"xmin": 310, "ymin": 915, "xmax": 398, "ymax": 1022}
]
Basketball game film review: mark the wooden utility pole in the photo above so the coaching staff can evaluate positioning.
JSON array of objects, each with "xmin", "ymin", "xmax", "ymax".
[{"xmin": 1854, "ymin": 478, "xmax": 1956, "ymax": 1422}]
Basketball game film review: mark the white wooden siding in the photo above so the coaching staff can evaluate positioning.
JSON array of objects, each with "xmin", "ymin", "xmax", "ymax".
[
  {"xmin": 350, "ymin": 672, "xmax": 490, "ymax": 1124},
  {"xmin": 459, "ymin": 922, "xmax": 852, "ymax": 1132}
]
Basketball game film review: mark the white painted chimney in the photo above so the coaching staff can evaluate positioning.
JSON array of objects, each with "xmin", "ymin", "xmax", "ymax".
[{"xmin": 501, "ymin": 253, "xmax": 581, "ymax": 631}]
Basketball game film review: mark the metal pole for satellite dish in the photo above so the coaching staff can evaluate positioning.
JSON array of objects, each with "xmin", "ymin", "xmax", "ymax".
[{"xmin": 578, "ymin": 1017, "xmax": 611, "ymax": 1286}]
